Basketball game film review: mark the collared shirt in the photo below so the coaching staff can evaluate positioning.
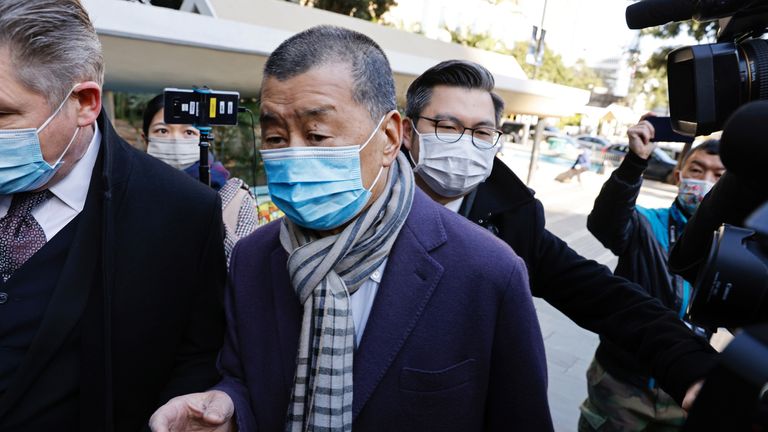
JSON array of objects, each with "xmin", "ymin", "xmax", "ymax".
[
  {"xmin": 350, "ymin": 259, "xmax": 387, "ymax": 348},
  {"xmin": 0, "ymin": 124, "xmax": 101, "ymax": 241},
  {"xmin": 444, "ymin": 196, "xmax": 465, "ymax": 213}
]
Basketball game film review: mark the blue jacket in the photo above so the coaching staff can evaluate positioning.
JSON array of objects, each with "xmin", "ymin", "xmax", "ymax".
[{"xmin": 215, "ymin": 188, "xmax": 553, "ymax": 431}]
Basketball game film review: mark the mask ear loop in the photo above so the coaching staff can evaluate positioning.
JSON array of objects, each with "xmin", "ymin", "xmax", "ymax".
[
  {"xmin": 366, "ymin": 165, "xmax": 384, "ymax": 193},
  {"xmin": 358, "ymin": 114, "xmax": 388, "ymax": 153},
  {"xmin": 407, "ymin": 119, "xmax": 424, "ymax": 168},
  {"xmin": 46, "ymin": 126, "xmax": 81, "ymax": 169},
  {"xmin": 37, "ymin": 83, "xmax": 81, "ymax": 133},
  {"xmin": 359, "ymin": 114, "xmax": 389, "ymax": 192}
]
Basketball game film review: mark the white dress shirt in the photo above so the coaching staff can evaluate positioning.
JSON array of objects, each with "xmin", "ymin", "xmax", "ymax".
[
  {"xmin": 350, "ymin": 259, "xmax": 387, "ymax": 348},
  {"xmin": 444, "ymin": 196, "xmax": 465, "ymax": 213},
  {"xmin": 0, "ymin": 124, "xmax": 101, "ymax": 242}
]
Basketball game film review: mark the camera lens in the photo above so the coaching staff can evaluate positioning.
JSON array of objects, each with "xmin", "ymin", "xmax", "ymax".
[
  {"xmin": 668, "ymin": 39, "xmax": 768, "ymax": 136},
  {"xmin": 738, "ymin": 39, "xmax": 768, "ymax": 103}
]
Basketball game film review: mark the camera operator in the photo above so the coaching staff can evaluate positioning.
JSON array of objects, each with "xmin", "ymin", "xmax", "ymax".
[{"xmin": 580, "ymin": 116, "xmax": 724, "ymax": 431}]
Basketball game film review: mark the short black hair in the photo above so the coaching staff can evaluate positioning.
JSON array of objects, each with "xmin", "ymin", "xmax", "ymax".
[
  {"xmin": 682, "ymin": 139, "xmax": 720, "ymax": 167},
  {"xmin": 263, "ymin": 25, "xmax": 396, "ymax": 120},
  {"xmin": 142, "ymin": 94, "xmax": 165, "ymax": 139},
  {"xmin": 405, "ymin": 60, "xmax": 505, "ymax": 126}
]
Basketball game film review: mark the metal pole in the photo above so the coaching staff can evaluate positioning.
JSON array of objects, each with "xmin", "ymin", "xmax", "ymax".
[
  {"xmin": 526, "ymin": 118, "xmax": 546, "ymax": 185},
  {"xmin": 532, "ymin": 0, "xmax": 549, "ymax": 80},
  {"xmin": 521, "ymin": 117, "xmax": 532, "ymax": 148}
]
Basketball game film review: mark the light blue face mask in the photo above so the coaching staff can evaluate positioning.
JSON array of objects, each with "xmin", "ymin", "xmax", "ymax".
[
  {"xmin": 260, "ymin": 116, "xmax": 386, "ymax": 231},
  {"xmin": 0, "ymin": 85, "xmax": 81, "ymax": 194}
]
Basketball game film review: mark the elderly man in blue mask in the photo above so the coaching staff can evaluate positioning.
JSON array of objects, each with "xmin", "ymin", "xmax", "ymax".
[{"xmin": 150, "ymin": 25, "xmax": 553, "ymax": 432}]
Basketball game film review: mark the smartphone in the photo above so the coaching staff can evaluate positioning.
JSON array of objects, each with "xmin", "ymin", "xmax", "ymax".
[
  {"xmin": 646, "ymin": 116, "xmax": 695, "ymax": 143},
  {"xmin": 163, "ymin": 88, "xmax": 240, "ymax": 126}
]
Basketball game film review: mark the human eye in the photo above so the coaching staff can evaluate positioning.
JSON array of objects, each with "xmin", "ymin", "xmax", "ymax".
[
  {"xmin": 308, "ymin": 133, "xmax": 331, "ymax": 145},
  {"xmin": 264, "ymin": 135, "xmax": 287, "ymax": 147},
  {"xmin": 474, "ymin": 128, "xmax": 495, "ymax": 139},
  {"xmin": 436, "ymin": 120, "xmax": 461, "ymax": 133}
]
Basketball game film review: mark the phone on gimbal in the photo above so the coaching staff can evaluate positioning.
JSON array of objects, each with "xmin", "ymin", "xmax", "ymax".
[{"xmin": 163, "ymin": 88, "xmax": 240, "ymax": 127}]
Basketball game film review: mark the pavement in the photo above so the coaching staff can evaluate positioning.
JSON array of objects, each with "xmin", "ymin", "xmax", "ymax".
[{"xmin": 496, "ymin": 143, "xmax": 679, "ymax": 432}]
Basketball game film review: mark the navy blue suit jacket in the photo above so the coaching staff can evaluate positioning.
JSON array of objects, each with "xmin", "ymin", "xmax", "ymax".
[{"xmin": 215, "ymin": 189, "xmax": 553, "ymax": 431}]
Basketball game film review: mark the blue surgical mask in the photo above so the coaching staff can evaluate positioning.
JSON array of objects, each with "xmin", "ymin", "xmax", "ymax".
[
  {"xmin": 0, "ymin": 85, "xmax": 81, "ymax": 194},
  {"xmin": 260, "ymin": 116, "xmax": 386, "ymax": 230}
]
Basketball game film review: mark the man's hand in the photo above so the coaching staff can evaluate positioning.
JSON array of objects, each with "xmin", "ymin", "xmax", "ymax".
[
  {"xmin": 627, "ymin": 115, "xmax": 657, "ymax": 160},
  {"xmin": 682, "ymin": 380, "xmax": 704, "ymax": 412},
  {"xmin": 149, "ymin": 390, "xmax": 235, "ymax": 432}
]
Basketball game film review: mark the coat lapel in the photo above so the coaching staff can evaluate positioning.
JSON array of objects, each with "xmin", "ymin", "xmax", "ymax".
[
  {"xmin": 0, "ymin": 149, "xmax": 103, "ymax": 419},
  {"xmin": 352, "ymin": 191, "xmax": 447, "ymax": 419}
]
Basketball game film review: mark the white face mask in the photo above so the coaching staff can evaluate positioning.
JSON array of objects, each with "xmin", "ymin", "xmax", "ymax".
[
  {"xmin": 410, "ymin": 126, "xmax": 496, "ymax": 198},
  {"xmin": 147, "ymin": 137, "xmax": 200, "ymax": 169}
]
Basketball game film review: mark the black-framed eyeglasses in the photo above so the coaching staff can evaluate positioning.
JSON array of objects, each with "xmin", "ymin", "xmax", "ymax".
[{"xmin": 416, "ymin": 116, "xmax": 502, "ymax": 150}]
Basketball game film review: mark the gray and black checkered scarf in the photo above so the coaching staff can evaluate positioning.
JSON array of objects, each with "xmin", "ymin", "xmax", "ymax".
[{"xmin": 280, "ymin": 153, "xmax": 414, "ymax": 432}]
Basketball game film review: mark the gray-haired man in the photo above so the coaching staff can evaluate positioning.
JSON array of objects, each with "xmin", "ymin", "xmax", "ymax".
[
  {"xmin": 151, "ymin": 25, "xmax": 552, "ymax": 432},
  {"xmin": 0, "ymin": 1, "xmax": 226, "ymax": 431}
]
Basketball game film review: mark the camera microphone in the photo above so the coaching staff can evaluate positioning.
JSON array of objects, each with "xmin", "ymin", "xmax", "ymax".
[
  {"xmin": 720, "ymin": 101, "xmax": 768, "ymax": 187},
  {"xmin": 626, "ymin": 0, "xmax": 695, "ymax": 29}
]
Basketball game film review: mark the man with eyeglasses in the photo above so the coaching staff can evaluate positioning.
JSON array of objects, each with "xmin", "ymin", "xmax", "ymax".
[{"xmin": 402, "ymin": 60, "xmax": 716, "ymax": 416}]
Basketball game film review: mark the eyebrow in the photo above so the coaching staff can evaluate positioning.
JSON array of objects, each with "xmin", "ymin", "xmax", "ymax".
[
  {"xmin": 689, "ymin": 159, "xmax": 725, "ymax": 171},
  {"xmin": 299, "ymin": 105, "xmax": 336, "ymax": 118},
  {"xmin": 260, "ymin": 105, "xmax": 337, "ymax": 126},
  {"xmin": 260, "ymin": 111, "xmax": 280, "ymax": 124},
  {"xmin": 432, "ymin": 113, "xmax": 495, "ymax": 128}
]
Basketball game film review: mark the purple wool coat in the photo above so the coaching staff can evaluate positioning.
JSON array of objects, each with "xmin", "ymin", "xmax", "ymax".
[{"xmin": 214, "ymin": 189, "xmax": 553, "ymax": 432}]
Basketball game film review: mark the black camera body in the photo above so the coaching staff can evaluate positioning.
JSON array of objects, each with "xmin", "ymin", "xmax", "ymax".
[
  {"xmin": 626, "ymin": 2, "xmax": 768, "ymax": 428},
  {"xmin": 628, "ymin": 0, "xmax": 768, "ymax": 136},
  {"xmin": 687, "ymin": 214, "xmax": 768, "ymax": 330}
]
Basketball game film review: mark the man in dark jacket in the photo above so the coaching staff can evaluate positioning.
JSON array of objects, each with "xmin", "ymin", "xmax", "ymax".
[
  {"xmin": 581, "ymin": 117, "xmax": 724, "ymax": 431},
  {"xmin": 149, "ymin": 26, "xmax": 551, "ymax": 432},
  {"xmin": 0, "ymin": 2, "xmax": 225, "ymax": 430},
  {"xmin": 399, "ymin": 60, "xmax": 718, "ymax": 416}
]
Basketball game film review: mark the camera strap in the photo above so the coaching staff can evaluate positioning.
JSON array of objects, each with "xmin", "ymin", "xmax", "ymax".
[{"xmin": 669, "ymin": 215, "xmax": 691, "ymax": 320}]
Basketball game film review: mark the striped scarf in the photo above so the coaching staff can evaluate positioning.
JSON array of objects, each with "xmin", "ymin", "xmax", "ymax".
[{"xmin": 280, "ymin": 153, "xmax": 414, "ymax": 432}]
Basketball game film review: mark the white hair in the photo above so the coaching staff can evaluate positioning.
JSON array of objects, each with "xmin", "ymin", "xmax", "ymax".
[{"xmin": 0, "ymin": 0, "xmax": 104, "ymax": 107}]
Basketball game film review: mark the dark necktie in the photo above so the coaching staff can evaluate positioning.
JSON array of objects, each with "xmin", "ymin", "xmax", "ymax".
[{"xmin": 0, "ymin": 191, "xmax": 53, "ymax": 282}]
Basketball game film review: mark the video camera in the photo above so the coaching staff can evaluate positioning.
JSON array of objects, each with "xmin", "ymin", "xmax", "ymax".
[
  {"xmin": 627, "ymin": 0, "xmax": 768, "ymax": 136},
  {"xmin": 626, "ymin": 1, "xmax": 768, "ymax": 429}
]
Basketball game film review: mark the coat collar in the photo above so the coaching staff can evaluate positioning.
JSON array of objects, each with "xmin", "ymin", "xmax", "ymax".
[{"xmin": 466, "ymin": 157, "xmax": 536, "ymax": 221}]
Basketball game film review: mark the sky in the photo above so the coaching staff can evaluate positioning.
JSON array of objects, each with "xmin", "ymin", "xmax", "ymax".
[{"xmin": 386, "ymin": 0, "xmax": 700, "ymax": 67}]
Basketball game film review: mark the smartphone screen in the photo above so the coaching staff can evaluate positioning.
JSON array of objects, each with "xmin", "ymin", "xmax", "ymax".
[{"xmin": 647, "ymin": 116, "xmax": 695, "ymax": 143}]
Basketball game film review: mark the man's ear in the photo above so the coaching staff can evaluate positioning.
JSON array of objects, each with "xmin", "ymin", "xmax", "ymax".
[
  {"xmin": 74, "ymin": 81, "xmax": 102, "ymax": 128},
  {"xmin": 401, "ymin": 117, "xmax": 414, "ymax": 151},
  {"xmin": 674, "ymin": 168, "xmax": 681, "ymax": 185},
  {"xmin": 381, "ymin": 110, "xmax": 402, "ymax": 168}
]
